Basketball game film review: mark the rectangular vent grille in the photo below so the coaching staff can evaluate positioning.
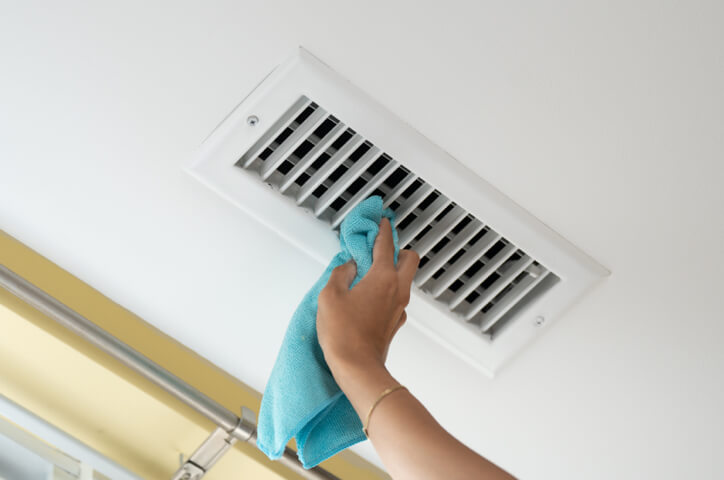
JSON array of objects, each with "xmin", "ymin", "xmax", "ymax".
[{"xmin": 236, "ymin": 96, "xmax": 559, "ymax": 338}]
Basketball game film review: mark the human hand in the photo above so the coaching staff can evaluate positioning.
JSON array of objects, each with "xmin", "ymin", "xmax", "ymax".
[
  {"xmin": 316, "ymin": 218, "xmax": 419, "ymax": 382},
  {"xmin": 316, "ymin": 219, "xmax": 514, "ymax": 480}
]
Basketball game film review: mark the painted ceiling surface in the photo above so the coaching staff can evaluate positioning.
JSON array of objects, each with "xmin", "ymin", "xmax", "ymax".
[{"xmin": 1, "ymin": 2, "xmax": 722, "ymax": 478}]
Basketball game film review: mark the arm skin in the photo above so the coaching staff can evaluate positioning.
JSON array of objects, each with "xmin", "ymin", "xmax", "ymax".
[{"xmin": 317, "ymin": 218, "xmax": 516, "ymax": 480}]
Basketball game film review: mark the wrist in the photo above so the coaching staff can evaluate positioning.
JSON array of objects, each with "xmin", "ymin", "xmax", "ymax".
[
  {"xmin": 327, "ymin": 351, "xmax": 391, "ymax": 393},
  {"xmin": 327, "ymin": 350, "xmax": 383, "ymax": 378},
  {"xmin": 327, "ymin": 354, "xmax": 401, "ymax": 426}
]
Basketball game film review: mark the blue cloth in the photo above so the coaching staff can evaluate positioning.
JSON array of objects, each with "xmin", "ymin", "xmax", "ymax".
[{"xmin": 256, "ymin": 196, "xmax": 399, "ymax": 468}]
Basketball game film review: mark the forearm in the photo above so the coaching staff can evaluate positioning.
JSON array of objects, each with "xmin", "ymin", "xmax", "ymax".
[{"xmin": 331, "ymin": 358, "xmax": 515, "ymax": 480}]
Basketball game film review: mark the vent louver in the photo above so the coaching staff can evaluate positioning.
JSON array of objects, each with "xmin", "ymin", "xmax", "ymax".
[
  {"xmin": 236, "ymin": 97, "xmax": 557, "ymax": 338},
  {"xmin": 189, "ymin": 48, "xmax": 607, "ymax": 376}
]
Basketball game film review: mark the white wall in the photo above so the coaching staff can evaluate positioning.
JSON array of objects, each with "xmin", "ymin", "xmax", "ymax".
[{"xmin": 1, "ymin": 1, "xmax": 723, "ymax": 479}]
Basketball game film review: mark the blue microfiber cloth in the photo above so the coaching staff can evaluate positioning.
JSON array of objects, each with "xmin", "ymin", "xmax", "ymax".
[{"xmin": 257, "ymin": 196, "xmax": 399, "ymax": 468}]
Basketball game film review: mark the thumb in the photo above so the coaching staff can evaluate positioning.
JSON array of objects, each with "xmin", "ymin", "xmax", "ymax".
[
  {"xmin": 392, "ymin": 311, "xmax": 407, "ymax": 337},
  {"xmin": 327, "ymin": 260, "xmax": 357, "ymax": 291}
]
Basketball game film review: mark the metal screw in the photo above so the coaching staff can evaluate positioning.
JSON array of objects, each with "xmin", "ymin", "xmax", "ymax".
[
  {"xmin": 247, "ymin": 115, "xmax": 259, "ymax": 126},
  {"xmin": 181, "ymin": 473, "xmax": 191, "ymax": 480},
  {"xmin": 533, "ymin": 316, "xmax": 546, "ymax": 327}
]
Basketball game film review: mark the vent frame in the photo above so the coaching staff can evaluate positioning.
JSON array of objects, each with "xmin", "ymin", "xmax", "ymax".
[{"xmin": 188, "ymin": 48, "xmax": 608, "ymax": 377}]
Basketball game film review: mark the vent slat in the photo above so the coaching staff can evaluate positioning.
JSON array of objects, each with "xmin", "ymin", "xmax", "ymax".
[
  {"xmin": 447, "ymin": 243, "xmax": 518, "ymax": 309},
  {"xmin": 480, "ymin": 270, "xmax": 551, "ymax": 333},
  {"xmin": 464, "ymin": 256, "xmax": 534, "ymax": 320},
  {"xmin": 279, "ymin": 121, "xmax": 347, "ymax": 193},
  {"xmin": 260, "ymin": 108, "xmax": 328, "ymax": 180},
  {"xmin": 295, "ymin": 134, "xmax": 365, "ymax": 205},
  {"xmin": 313, "ymin": 146, "xmax": 381, "ymax": 217},
  {"xmin": 412, "ymin": 206, "xmax": 467, "ymax": 257},
  {"xmin": 398, "ymin": 198, "xmax": 451, "ymax": 247},
  {"xmin": 415, "ymin": 220, "xmax": 484, "ymax": 285},
  {"xmin": 394, "ymin": 183, "xmax": 435, "ymax": 223},
  {"xmin": 432, "ymin": 231, "xmax": 500, "ymax": 298},
  {"xmin": 330, "ymin": 160, "xmax": 399, "ymax": 228},
  {"xmin": 242, "ymin": 97, "xmax": 313, "ymax": 168},
  {"xmin": 429, "ymin": 230, "xmax": 502, "ymax": 298},
  {"xmin": 382, "ymin": 172, "xmax": 418, "ymax": 208}
]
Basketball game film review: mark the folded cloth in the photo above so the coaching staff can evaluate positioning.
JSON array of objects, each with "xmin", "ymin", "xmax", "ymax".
[{"xmin": 256, "ymin": 196, "xmax": 399, "ymax": 468}]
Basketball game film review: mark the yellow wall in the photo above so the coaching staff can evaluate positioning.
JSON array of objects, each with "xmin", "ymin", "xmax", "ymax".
[{"xmin": 0, "ymin": 230, "xmax": 388, "ymax": 480}]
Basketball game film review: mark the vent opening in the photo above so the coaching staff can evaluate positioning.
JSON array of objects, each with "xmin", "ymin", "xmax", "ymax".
[{"xmin": 234, "ymin": 95, "xmax": 559, "ymax": 339}]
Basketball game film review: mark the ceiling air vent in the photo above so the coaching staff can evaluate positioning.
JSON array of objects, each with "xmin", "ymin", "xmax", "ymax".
[
  {"xmin": 237, "ymin": 98, "xmax": 556, "ymax": 338},
  {"xmin": 188, "ymin": 48, "xmax": 608, "ymax": 376}
]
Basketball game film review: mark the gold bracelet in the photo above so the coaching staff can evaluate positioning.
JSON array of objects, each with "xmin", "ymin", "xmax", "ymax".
[{"xmin": 363, "ymin": 385, "xmax": 407, "ymax": 437}]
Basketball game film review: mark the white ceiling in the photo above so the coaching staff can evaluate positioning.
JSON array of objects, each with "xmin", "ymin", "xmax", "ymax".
[{"xmin": 1, "ymin": 1, "xmax": 723, "ymax": 479}]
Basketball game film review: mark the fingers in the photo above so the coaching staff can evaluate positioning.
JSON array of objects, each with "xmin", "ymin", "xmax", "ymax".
[
  {"xmin": 327, "ymin": 260, "xmax": 357, "ymax": 292},
  {"xmin": 372, "ymin": 217, "xmax": 394, "ymax": 268},
  {"xmin": 397, "ymin": 249, "xmax": 420, "ymax": 290}
]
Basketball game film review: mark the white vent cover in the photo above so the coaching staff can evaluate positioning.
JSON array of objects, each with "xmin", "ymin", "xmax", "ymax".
[{"xmin": 188, "ymin": 48, "xmax": 608, "ymax": 376}]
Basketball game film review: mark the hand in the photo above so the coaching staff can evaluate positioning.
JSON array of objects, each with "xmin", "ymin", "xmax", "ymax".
[
  {"xmin": 316, "ymin": 218, "xmax": 420, "ymax": 382},
  {"xmin": 316, "ymin": 219, "xmax": 513, "ymax": 479},
  {"xmin": 316, "ymin": 219, "xmax": 513, "ymax": 480}
]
